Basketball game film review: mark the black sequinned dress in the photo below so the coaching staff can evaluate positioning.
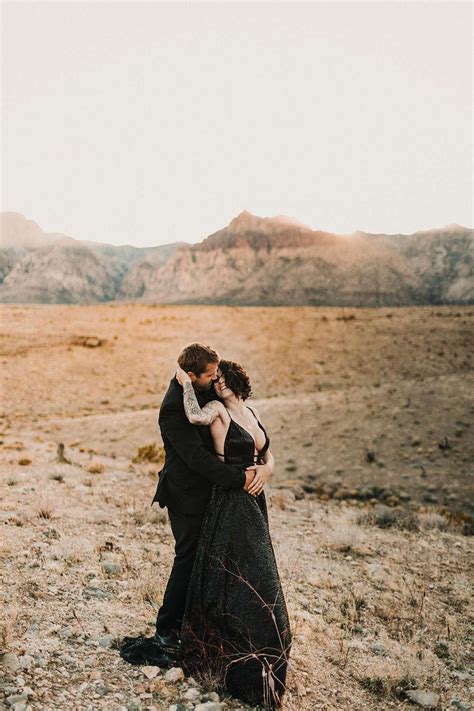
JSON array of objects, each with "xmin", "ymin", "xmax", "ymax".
[{"xmin": 181, "ymin": 408, "xmax": 292, "ymax": 709}]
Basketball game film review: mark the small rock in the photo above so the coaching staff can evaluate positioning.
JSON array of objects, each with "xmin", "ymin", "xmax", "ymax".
[
  {"xmin": 57, "ymin": 626, "xmax": 73, "ymax": 639},
  {"xmin": 98, "ymin": 634, "xmax": 115, "ymax": 648},
  {"xmin": 451, "ymin": 670, "xmax": 471, "ymax": 681},
  {"xmin": 182, "ymin": 687, "xmax": 200, "ymax": 701},
  {"xmin": 370, "ymin": 643, "xmax": 386, "ymax": 655},
  {"xmin": 451, "ymin": 701, "xmax": 471, "ymax": 711},
  {"xmin": 101, "ymin": 561, "xmax": 123, "ymax": 575},
  {"xmin": 142, "ymin": 666, "xmax": 160, "ymax": 680},
  {"xmin": 11, "ymin": 704, "xmax": 27, "ymax": 711},
  {"xmin": 60, "ymin": 653, "xmax": 81, "ymax": 668},
  {"xmin": 405, "ymin": 690, "xmax": 439, "ymax": 708},
  {"xmin": 18, "ymin": 655, "xmax": 34, "ymax": 670},
  {"xmin": 202, "ymin": 693, "xmax": 220, "ymax": 702},
  {"xmin": 168, "ymin": 704, "xmax": 187, "ymax": 711},
  {"xmin": 89, "ymin": 670, "xmax": 101, "ymax": 680},
  {"xmin": 96, "ymin": 683, "xmax": 110, "ymax": 696},
  {"xmin": 164, "ymin": 666, "xmax": 185, "ymax": 682},
  {"xmin": 193, "ymin": 703, "xmax": 224, "ymax": 711},
  {"xmin": 6, "ymin": 692, "xmax": 28, "ymax": 707},
  {"xmin": 2, "ymin": 653, "xmax": 20, "ymax": 671},
  {"xmin": 83, "ymin": 586, "xmax": 113, "ymax": 600}
]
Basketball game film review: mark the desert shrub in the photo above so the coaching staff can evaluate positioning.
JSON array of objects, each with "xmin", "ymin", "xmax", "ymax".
[
  {"xmin": 359, "ymin": 673, "xmax": 418, "ymax": 700},
  {"xmin": 357, "ymin": 506, "xmax": 419, "ymax": 532},
  {"xmin": 133, "ymin": 443, "xmax": 164, "ymax": 464},
  {"xmin": 419, "ymin": 512, "xmax": 449, "ymax": 531},
  {"xmin": 50, "ymin": 472, "xmax": 64, "ymax": 483},
  {"xmin": 87, "ymin": 462, "xmax": 105, "ymax": 474}
]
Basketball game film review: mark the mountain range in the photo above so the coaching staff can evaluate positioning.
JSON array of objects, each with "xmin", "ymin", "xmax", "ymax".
[{"xmin": 0, "ymin": 211, "xmax": 472, "ymax": 306}]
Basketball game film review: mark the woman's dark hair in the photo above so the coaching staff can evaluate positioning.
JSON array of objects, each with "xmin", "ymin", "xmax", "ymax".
[
  {"xmin": 218, "ymin": 359, "xmax": 252, "ymax": 401},
  {"xmin": 178, "ymin": 343, "xmax": 219, "ymax": 376}
]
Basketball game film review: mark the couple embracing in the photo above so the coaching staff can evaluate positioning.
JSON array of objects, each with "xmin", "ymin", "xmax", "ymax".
[{"xmin": 121, "ymin": 343, "xmax": 292, "ymax": 708}]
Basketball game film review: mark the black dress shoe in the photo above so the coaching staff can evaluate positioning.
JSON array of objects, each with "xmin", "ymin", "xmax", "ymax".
[
  {"xmin": 119, "ymin": 636, "xmax": 177, "ymax": 667},
  {"xmin": 153, "ymin": 630, "xmax": 182, "ymax": 653}
]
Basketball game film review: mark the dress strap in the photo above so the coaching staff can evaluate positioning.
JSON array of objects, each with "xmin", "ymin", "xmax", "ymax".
[{"xmin": 246, "ymin": 405, "xmax": 265, "ymax": 433}]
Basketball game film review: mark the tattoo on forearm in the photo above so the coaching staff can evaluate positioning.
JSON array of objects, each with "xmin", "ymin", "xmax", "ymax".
[{"xmin": 183, "ymin": 382, "xmax": 220, "ymax": 425}]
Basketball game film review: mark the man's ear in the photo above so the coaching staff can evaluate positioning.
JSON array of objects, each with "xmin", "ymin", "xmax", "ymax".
[{"xmin": 188, "ymin": 371, "xmax": 197, "ymax": 382}]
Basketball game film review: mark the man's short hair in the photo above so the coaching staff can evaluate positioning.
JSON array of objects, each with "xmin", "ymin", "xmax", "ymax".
[{"xmin": 178, "ymin": 343, "xmax": 219, "ymax": 376}]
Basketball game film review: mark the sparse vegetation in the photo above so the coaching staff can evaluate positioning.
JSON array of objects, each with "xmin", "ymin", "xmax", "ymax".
[
  {"xmin": 0, "ymin": 303, "xmax": 472, "ymax": 709},
  {"xmin": 357, "ymin": 505, "xmax": 419, "ymax": 531},
  {"xmin": 132, "ymin": 443, "xmax": 164, "ymax": 464},
  {"xmin": 87, "ymin": 461, "xmax": 105, "ymax": 474}
]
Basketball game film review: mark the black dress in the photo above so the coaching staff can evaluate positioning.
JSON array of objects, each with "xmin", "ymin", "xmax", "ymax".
[{"xmin": 181, "ymin": 407, "xmax": 292, "ymax": 709}]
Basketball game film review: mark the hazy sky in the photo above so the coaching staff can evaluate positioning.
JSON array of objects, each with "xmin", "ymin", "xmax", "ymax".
[{"xmin": 2, "ymin": 1, "xmax": 472, "ymax": 247}]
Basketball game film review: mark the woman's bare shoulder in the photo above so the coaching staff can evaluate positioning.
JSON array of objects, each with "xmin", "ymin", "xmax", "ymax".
[
  {"xmin": 204, "ymin": 399, "xmax": 228, "ymax": 418},
  {"xmin": 246, "ymin": 403, "xmax": 262, "ymax": 421}
]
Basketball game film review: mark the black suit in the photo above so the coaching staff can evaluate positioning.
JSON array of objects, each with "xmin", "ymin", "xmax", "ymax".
[{"xmin": 152, "ymin": 377, "xmax": 246, "ymax": 637}]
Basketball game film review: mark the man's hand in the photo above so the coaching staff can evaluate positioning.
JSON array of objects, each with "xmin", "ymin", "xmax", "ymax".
[
  {"xmin": 246, "ymin": 462, "xmax": 272, "ymax": 497},
  {"xmin": 243, "ymin": 468, "xmax": 256, "ymax": 495}
]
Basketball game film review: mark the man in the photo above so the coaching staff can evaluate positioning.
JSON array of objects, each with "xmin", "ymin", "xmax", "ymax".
[{"xmin": 150, "ymin": 343, "xmax": 271, "ymax": 662}]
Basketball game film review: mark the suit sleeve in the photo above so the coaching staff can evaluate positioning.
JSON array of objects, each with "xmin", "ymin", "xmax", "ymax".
[{"xmin": 159, "ymin": 403, "xmax": 246, "ymax": 490}]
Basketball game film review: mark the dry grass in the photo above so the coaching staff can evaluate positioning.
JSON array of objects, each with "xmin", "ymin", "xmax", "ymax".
[
  {"xmin": 0, "ymin": 607, "xmax": 18, "ymax": 654},
  {"xmin": 132, "ymin": 443, "xmax": 165, "ymax": 465},
  {"xmin": 0, "ymin": 304, "xmax": 472, "ymax": 710},
  {"xmin": 87, "ymin": 461, "xmax": 105, "ymax": 474}
]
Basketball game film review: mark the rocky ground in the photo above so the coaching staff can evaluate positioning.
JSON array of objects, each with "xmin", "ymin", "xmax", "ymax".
[{"xmin": 0, "ymin": 304, "xmax": 473, "ymax": 710}]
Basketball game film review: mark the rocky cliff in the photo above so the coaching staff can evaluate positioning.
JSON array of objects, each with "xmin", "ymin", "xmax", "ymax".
[
  {"xmin": 0, "ymin": 212, "xmax": 183, "ymax": 304},
  {"xmin": 1, "ymin": 210, "xmax": 472, "ymax": 306},
  {"xmin": 122, "ymin": 212, "xmax": 473, "ymax": 306}
]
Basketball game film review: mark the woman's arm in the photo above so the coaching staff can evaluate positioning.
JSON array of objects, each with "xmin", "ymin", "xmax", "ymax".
[
  {"xmin": 245, "ymin": 404, "xmax": 274, "ymax": 496},
  {"xmin": 261, "ymin": 448, "xmax": 275, "ymax": 470},
  {"xmin": 176, "ymin": 365, "xmax": 223, "ymax": 425}
]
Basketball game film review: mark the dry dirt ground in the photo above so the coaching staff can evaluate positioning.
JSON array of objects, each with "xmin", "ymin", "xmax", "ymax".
[{"xmin": 0, "ymin": 304, "xmax": 473, "ymax": 711}]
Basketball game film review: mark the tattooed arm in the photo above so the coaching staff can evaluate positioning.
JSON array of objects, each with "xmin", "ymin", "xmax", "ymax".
[
  {"xmin": 176, "ymin": 366, "xmax": 224, "ymax": 426},
  {"xmin": 182, "ymin": 382, "xmax": 223, "ymax": 425}
]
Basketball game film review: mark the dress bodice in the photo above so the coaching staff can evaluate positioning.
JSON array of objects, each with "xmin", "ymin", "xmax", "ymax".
[{"xmin": 221, "ymin": 407, "xmax": 270, "ymax": 469}]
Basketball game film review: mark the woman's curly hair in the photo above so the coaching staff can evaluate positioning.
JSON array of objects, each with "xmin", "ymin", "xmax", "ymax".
[{"xmin": 218, "ymin": 360, "xmax": 252, "ymax": 401}]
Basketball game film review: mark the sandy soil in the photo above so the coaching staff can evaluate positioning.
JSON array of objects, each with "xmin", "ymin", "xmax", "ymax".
[{"xmin": 0, "ymin": 304, "xmax": 473, "ymax": 710}]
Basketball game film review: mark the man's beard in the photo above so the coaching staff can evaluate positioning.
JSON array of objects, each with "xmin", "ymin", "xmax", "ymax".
[{"xmin": 195, "ymin": 381, "xmax": 213, "ymax": 392}]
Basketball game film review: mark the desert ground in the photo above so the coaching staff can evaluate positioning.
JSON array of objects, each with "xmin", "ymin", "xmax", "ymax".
[{"xmin": 0, "ymin": 303, "xmax": 473, "ymax": 711}]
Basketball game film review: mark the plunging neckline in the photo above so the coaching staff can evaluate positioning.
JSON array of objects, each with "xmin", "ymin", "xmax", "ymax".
[
  {"xmin": 229, "ymin": 408, "xmax": 264, "ymax": 444},
  {"xmin": 216, "ymin": 406, "xmax": 269, "ymax": 461}
]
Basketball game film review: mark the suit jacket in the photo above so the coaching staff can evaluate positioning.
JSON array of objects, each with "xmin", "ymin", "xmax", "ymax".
[{"xmin": 151, "ymin": 377, "xmax": 246, "ymax": 515}]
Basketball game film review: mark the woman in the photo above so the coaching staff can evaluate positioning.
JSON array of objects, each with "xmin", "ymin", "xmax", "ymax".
[{"xmin": 176, "ymin": 359, "xmax": 292, "ymax": 710}]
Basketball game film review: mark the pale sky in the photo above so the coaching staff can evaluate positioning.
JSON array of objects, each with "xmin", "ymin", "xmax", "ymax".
[{"xmin": 2, "ymin": 1, "xmax": 472, "ymax": 247}]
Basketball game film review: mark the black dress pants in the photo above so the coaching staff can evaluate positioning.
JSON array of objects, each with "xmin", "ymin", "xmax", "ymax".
[{"xmin": 155, "ymin": 507, "xmax": 204, "ymax": 637}]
